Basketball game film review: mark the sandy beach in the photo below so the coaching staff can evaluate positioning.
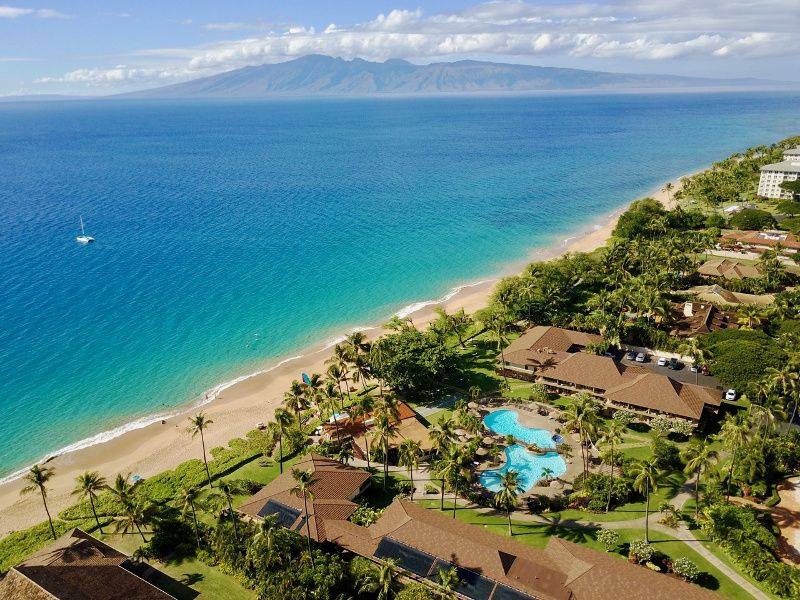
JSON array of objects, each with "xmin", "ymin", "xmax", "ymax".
[{"xmin": 0, "ymin": 175, "xmax": 684, "ymax": 537}]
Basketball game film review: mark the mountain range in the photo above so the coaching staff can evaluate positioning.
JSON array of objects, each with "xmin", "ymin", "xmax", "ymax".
[{"xmin": 117, "ymin": 54, "xmax": 789, "ymax": 99}]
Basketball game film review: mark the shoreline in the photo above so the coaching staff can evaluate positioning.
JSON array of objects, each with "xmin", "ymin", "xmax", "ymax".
[{"xmin": 0, "ymin": 170, "xmax": 687, "ymax": 536}]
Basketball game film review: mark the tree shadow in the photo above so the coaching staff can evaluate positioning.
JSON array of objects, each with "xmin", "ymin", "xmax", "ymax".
[{"xmin": 125, "ymin": 562, "xmax": 199, "ymax": 600}]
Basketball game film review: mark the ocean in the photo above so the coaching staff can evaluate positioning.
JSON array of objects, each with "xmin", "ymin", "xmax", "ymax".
[{"xmin": 1, "ymin": 91, "xmax": 798, "ymax": 479}]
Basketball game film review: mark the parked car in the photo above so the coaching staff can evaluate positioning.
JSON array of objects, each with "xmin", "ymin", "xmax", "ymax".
[
  {"xmin": 657, "ymin": 357, "xmax": 668, "ymax": 367},
  {"xmin": 624, "ymin": 351, "xmax": 637, "ymax": 361},
  {"xmin": 668, "ymin": 358, "xmax": 681, "ymax": 370},
  {"xmin": 725, "ymin": 389, "xmax": 737, "ymax": 401},
  {"xmin": 635, "ymin": 352, "xmax": 647, "ymax": 363}
]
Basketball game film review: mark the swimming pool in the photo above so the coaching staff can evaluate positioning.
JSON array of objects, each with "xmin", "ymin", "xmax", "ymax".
[
  {"xmin": 479, "ymin": 445, "xmax": 567, "ymax": 493},
  {"xmin": 483, "ymin": 409, "xmax": 556, "ymax": 449}
]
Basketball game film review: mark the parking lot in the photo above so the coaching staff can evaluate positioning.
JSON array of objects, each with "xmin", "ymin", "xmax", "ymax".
[{"xmin": 617, "ymin": 352, "xmax": 723, "ymax": 389}]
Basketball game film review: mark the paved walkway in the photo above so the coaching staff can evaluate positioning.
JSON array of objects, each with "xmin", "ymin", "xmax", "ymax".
[{"xmin": 353, "ymin": 460, "xmax": 766, "ymax": 600}]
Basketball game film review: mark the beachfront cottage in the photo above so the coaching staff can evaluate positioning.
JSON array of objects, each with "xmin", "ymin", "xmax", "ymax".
[
  {"xmin": 0, "ymin": 528, "xmax": 180, "ymax": 599},
  {"xmin": 758, "ymin": 146, "xmax": 800, "ymax": 199},
  {"xmin": 324, "ymin": 498, "xmax": 723, "ymax": 600},
  {"xmin": 237, "ymin": 453, "xmax": 371, "ymax": 541}
]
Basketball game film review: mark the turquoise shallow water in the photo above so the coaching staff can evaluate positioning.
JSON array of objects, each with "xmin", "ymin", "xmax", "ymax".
[
  {"xmin": 483, "ymin": 409, "xmax": 556, "ymax": 449},
  {"xmin": 1, "ymin": 92, "xmax": 799, "ymax": 478},
  {"xmin": 480, "ymin": 445, "xmax": 567, "ymax": 493}
]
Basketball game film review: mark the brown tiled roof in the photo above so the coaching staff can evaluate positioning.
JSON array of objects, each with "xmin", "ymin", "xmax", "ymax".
[
  {"xmin": 540, "ymin": 353, "xmax": 646, "ymax": 391},
  {"xmin": 544, "ymin": 537, "xmax": 722, "ymax": 600},
  {"xmin": 698, "ymin": 258, "xmax": 761, "ymax": 280},
  {"xmin": 237, "ymin": 454, "xmax": 371, "ymax": 541},
  {"xmin": 605, "ymin": 373, "xmax": 722, "ymax": 420},
  {"xmin": 503, "ymin": 326, "xmax": 603, "ymax": 367},
  {"xmin": 539, "ymin": 352, "xmax": 721, "ymax": 420},
  {"xmin": 326, "ymin": 499, "xmax": 721, "ymax": 600},
  {"xmin": 0, "ymin": 529, "xmax": 176, "ymax": 600},
  {"xmin": 722, "ymin": 229, "xmax": 800, "ymax": 249}
]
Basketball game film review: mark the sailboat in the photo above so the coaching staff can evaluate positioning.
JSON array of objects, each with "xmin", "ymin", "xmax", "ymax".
[{"xmin": 76, "ymin": 216, "xmax": 95, "ymax": 244}]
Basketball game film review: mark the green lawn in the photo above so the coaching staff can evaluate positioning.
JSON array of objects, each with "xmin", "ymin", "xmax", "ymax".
[{"xmin": 99, "ymin": 533, "xmax": 255, "ymax": 600}]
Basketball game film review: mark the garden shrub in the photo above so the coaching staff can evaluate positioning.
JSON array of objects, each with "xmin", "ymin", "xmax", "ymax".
[
  {"xmin": 729, "ymin": 208, "xmax": 777, "ymax": 230},
  {"xmin": 672, "ymin": 557, "xmax": 699, "ymax": 581},
  {"xmin": 628, "ymin": 540, "xmax": 655, "ymax": 563},
  {"xmin": 597, "ymin": 528, "xmax": 619, "ymax": 552},
  {"xmin": 397, "ymin": 583, "xmax": 439, "ymax": 599}
]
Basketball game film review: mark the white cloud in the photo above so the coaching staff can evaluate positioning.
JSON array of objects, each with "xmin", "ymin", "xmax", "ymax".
[
  {"xmin": 35, "ymin": 0, "xmax": 800, "ymax": 89},
  {"xmin": 0, "ymin": 5, "xmax": 69, "ymax": 18}
]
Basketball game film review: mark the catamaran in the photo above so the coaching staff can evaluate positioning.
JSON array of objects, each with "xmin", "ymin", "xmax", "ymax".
[{"xmin": 76, "ymin": 216, "xmax": 95, "ymax": 244}]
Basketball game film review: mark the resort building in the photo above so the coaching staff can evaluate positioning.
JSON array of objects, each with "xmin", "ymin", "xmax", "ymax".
[
  {"xmin": 721, "ymin": 229, "xmax": 800, "ymax": 254},
  {"xmin": 698, "ymin": 257, "xmax": 761, "ymax": 280},
  {"xmin": 669, "ymin": 301, "xmax": 735, "ymax": 338},
  {"xmin": 499, "ymin": 327, "xmax": 722, "ymax": 423},
  {"xmin": 758, "ymin": 146, "xmax": 800, "ymax": 199},
  {"xmin": 499, "ymin": 326, "xmax": 603, "ymax": 380},
  {"xmin": 238, "ymin": 453, "xmax": 371, "ymax": 541},
  {"xmin": 0, "ymin": 528, "xmax": 179, "ymax": 599},
  {"xmin": 326, "ymin": 498, "xmax": 721, "ymax": 600},
  {"xmin": 537, "ymin": 352, "xmax": 722, "ymax": 422}
]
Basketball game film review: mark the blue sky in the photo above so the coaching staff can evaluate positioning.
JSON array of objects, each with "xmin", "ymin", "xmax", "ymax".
[{"xmin": 1, "ymin": 0, "xmax": 797, "ymax": 95}]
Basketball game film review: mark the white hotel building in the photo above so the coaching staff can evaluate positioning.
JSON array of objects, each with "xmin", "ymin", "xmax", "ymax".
[{"xmin": 758, "ymin": 146, "xmax": 800, "ymax": 199}]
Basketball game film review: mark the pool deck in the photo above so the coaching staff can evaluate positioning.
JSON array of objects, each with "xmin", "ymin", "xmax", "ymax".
[{"xmin": 480, "ymin": 401, "xmax": 584, "ymax": 498}]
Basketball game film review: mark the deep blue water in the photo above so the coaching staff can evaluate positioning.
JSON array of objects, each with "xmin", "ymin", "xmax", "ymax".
[{"xmin": 1, "ymin": 92, "xmax": 798, "ymax": 478}]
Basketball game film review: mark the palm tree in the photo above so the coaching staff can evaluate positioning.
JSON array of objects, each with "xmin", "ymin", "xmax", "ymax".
[
  {"xmin": 562, "ymin": 393, "xmax": 600, "ymax": 478},
  {"xmin": 179, "ymin": 487, "xmax": 203, "ymax": 547},
  {"xmin": 324, "ymin": 393, "xmax": 343, "ymax": 443},
  {"xmin": 107, "ymin": 472, "xmax": 139, "ymax": 504},
  {"xmin": 359, "ymin": 558, "xmax": 400, "ymax": 600},
  {"xmin": 629, "ymin": 459, "xmax": 661, "ymax": 543},
  {"xmin": 373, "ymin": 413, "xmax": 398, "ymax": 489},
  {"xmin": 398, "ymin": 440, "xmax": 422, "ymax": 500},
  {"xmin": 598, "ymin": 421, "xmax": 625, "ymax": 512},
  {"xmin": 717, "ymin": 412, "xmax": 751, "ymax": 500},
  {"xmin": 433, "ymin": 307, "xmax": 473, "ymax": 349},
  {"xmin": 327, "ymin": 344, "xmax": 353, "ymax": 403},
  {"xmin": 114, "ymin": 497, "xmax": 151, "ymax": 543},
  {"xmin": 438, "ymin": 444, "xmax": 467, "ymax": 518},
  {"xmin": 72, "ymin": 471, "xmax": 107, "ymax": 534},
  {"xmin": 481, "ymin": 310, "xmax": 512, "ymax": 385},
  {"xmin": 494, "ymin": 471, "xmax": 520, "ymax": 536},
  {"xmin": 326, "ymin": 363, "xmax": 348, "ymax": 412},
  {"xmin": 663, "ymin": 182, "xmax": 675, "ymax": 204},
  {"xmin": 21, "ymin": 465, "xmax": 56, "ymax": 539},
  {"xmin": 680, "ymin": 439, "xmax": 718, "ymax": 516},
  {"xmin": 737, "ymin": 304, "xmax": 763, "ymax": 329},
  {"xmin": 283, "ymin": 380, "xmax": 306, "ymax": 422},
  {"xmin": 187, "ymin": 412, "xmax": 214, "ymax": 489},
  {"xmin": 352, "ymin": 354, "xmax": 372, "ymax": 395},
  {"xmin": 766, "ymin": 364, "xmax": 800, "ymax": 425},
  {"xmin": 678, "ymin": 338, "xmax": 709, "ymax": 385},
  {"xmin": 209, "ymin": 480, "xmax": 240, "ymax": 544},
  {"xmin": 272, "ymin": 408, "xmax": 295, "ymax": 474},
  {"xmin": 337, "ymin": 443, "xmax": 354, "ymax": 465},
  {"xmin": 290, "ymin": 468, "xmax": 317, "ymax": 567},
  {"xmin": 428, "ymin": 418, "xmax": 455, "ymax": 456},
  {"xmin": 437, "ymin": 566, "xmax": 460, "ymax": 599},
  {"xmin": 346, "ymin": 331, "xmax": 369, "ymax": 358}
]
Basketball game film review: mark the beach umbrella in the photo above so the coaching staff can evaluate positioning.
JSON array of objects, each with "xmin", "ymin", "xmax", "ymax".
[
  {"xmin": 482, "ymin": 436, "xmax": 495, "ymax": 446},
  {"xmin": 302, "ymin": 372, "xmax": 311, "ymax": 385},
  {"xmin": 454, "ymin": 428, "xmax": 467, "ymax": 437},
  {"xmin": 475, "ymin": 447, "xmax": 488, "ymax": 456},
  {"xmin": 467, "ymin": 402, "xmax": 479, "ymax": 410}
]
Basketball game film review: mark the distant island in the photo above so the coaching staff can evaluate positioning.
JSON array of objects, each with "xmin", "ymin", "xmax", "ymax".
[
  {"xmin": 5, "ymin": 54, "xmax": 793, "ymax": 102},
  {"xmin": 117, "ymin": 55, "xmax": 792, "ymax": 98}
]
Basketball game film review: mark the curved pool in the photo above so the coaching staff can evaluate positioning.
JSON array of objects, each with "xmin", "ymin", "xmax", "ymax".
[
  {"xmin": 480, "ymin": 445, "xmax": 567, "ymax": 493},
  {"xmin": 481, "ymin": 409, "xmax": 566, "ymax": 493},
  {"xmin": 483, "ymin": 409, "xmax": 556, "ymax": 449}
]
